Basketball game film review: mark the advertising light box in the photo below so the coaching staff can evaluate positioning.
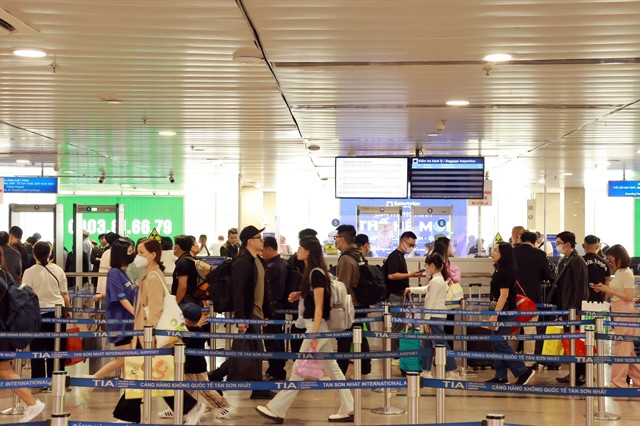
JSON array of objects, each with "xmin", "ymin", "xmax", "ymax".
[
  {"xmin": 608, "ymin": 181, "xmax": 640, "ymax": 197},
  {"xmin": 57, "ymin": 196, "xmax": 184, "ymax": 250}
]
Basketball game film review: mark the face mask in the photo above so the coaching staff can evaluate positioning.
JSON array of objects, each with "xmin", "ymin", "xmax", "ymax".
[
  {"xmin": 404, "ymin": 244, "xmax": 414, "ymax": 255},
  {"xmin": 556, "ymin": 244, "xmax": 566, "ymax": 255},
  {"xmin": 126, "ymin": 252, "xmax": 137, "ymax": 264},
  {"xmin": 136, "ymin": 255, "xmax": 148, "ymax": 269}
]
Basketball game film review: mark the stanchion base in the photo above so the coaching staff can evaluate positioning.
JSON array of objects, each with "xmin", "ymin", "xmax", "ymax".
[
  {"xmin": 459, "ymin": 370, "xmax": 477, "ymax": 377},
  {"xmin": 371, "ymin": 407, "xmax": 405, "ymax": 415},
  {"xmin": 594, "ymin": 412, "xmax": 621, "ymax": 421},
  {"xmin": 372, "ymin": 388, "xmax": 399, "ymax": 393},
  {"xmin": 1, "ymin": 406, "xmax": 24, "ymax": 415}
]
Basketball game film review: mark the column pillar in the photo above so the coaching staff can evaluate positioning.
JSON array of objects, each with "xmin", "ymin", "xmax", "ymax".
[
  {"xmin": 564, "ymin": 188, "xmax": 585, "ymax": 241},
  {"xmin": 239, "ymin": 186, "xmax": 263, "ymax": 230}
]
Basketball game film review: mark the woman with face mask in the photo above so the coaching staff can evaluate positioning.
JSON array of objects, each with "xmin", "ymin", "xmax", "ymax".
[
  {"xmin": 84, "ymin": 238, "xmax": 136, "ymax": 388},
  {"xmin": 593, "ymin": 244, "xmax": 640, "ymax": 391}
]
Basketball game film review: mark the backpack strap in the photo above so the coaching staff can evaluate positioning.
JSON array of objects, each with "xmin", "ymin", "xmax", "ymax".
[{"xmin": 42, "ymin": 264, "xmax": 60, "ymax": 288}]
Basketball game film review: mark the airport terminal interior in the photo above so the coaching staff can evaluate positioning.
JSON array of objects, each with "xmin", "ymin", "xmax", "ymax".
[{"xmin": 1, "ymin": 0, "xmax": 639, "ymax": 425}]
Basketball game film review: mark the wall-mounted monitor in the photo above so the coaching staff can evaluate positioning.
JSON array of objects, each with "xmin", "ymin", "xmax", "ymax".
[
  {"xmin": 335, "ymin": 157, "xmax": 408, "ymax": 199},
  {"xmin": 608, "ymin": 180, "xmax": 640, "ymax": 197},
  {"xmin": 3, "ymin": 177, "xmax": 58, "ymax": 194},
  {"xmin": 410, "ymin": 157, "xmax": 484, "ymax": 199}
]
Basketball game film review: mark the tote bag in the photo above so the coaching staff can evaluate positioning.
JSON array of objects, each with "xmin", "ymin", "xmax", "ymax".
[
  {"xmin": 65, "ymin": 327, "xmax": 85, "ymax": 366},
  {"xmin": 541, "ymin": 325, "xmax": 565, "ymax": 356},
  {"xmin": 151, "ymin": 272, "xmax": 188, "ymax": 348},
  {"xmin": 399, "ymin": 293, "xmax": 422, "ymax": 372},
  {"xmin": 294, "ymin": 347, "xmax": 324, "ymax": 379},
  {"xmin": 124, "ymin": 355, "xmax": 174, "ymax": 399}
]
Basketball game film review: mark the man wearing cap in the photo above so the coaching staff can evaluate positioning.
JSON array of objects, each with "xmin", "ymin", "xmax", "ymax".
[
  {"xmin": 232, "ymin": 225, "xmax": 275, "ymax": 399},
  {"xmin": 355, "ymin": 233, "xmax": 371, "ymax": 257},
  {"xmin": 582, "ymin": 235, "xmax": 611, "ymax": 302}
]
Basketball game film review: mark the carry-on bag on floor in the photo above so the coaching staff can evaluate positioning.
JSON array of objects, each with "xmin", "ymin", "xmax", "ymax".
[{"xmin": 466, "ymin": 326, "xmax": 494, "ymax": 370}]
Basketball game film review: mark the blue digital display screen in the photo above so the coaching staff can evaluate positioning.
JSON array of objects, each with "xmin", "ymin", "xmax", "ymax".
[
  {"xmin": 608, "ymin": 180, "xmax": 640, "ymax": 197},
  {"xmin": 3, "ymin": 177, "xmax": 58, "ymax": 193}
]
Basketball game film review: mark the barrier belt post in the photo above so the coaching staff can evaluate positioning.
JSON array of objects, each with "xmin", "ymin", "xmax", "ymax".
[
  {"xmin": 569, "ymin": 308, "xmax": 576, "ymax": 387},
  {"xmin": 585, "ymin": 329, "xmax": 594, "ymax": 426},
  {"xmin": 142, "ymin": 325, "xmax": 153, "ymax": 424},
  {"xmin": 435, "ymin": 344, "xmax": 446, "ymax": 424},
  {"xmin": 49, "ymin": 412, "xmax": 71, "ymax": 426},
  {"xmin": 371, "ymin": 313, "xmax": 404, "ymax": 415},
  {"xmin": 459, "ymin": 298, "xmax": 475, "ymax": 378},
  {"xmin": 209, "ymin": 305, "xmax": 216, "ymax": 370},
  {"xmin": 484, "ymin": 413, "xmax": 505, "ymax": 426},
  {"xmin": 1, "ymin": 348, "xmax": 24, "ymax": 415},
  {"xmin": 406, "ymin": 371, "xmax": 420, "ymax": 424},
  {"xmin": 173, "ymin": 343, "xmax": 185, "ymax": 425},
  {"xmin": 284, "ymin": 313, "xmax": 292, "ymax": 353},
  {"xmin": 52, "ymin": 370, "xmax": 67, "ymax": 415},
  {"xmin": 53, "ymin": 304, "xmax": 63, "ymax": 373},
  {"xmin": 593, "ymin": 316, "xmax": 620, "ymax": 420},
  {"xmin": 353, "ymin": 326, "xmax": 362, "ymax": 425},
  {"xmin": 225, "ymin": 311, "xmax": 232, "ymax": 350}
]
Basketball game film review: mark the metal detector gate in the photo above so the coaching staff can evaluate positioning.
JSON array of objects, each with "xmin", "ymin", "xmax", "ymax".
[
  {"xmin": 410, "ymin": 206, "xmax": 454, "ymax": 257},
  {"xmin": 356, "ymin": 206, "xmax": 403, "ymax": 257},
  {"xmin": 73, "ymin": 203, "xmax": 125, "ymax": 290},
  {"xmin": 8, "ymin": 204, "xmax": 65, "ymax": 269}
]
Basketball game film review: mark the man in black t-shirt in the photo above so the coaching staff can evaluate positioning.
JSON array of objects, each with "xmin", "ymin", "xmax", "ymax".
[
  {"xmin": 384, "ymin": 231, "xmax": 423, "ymax": 352},
  {"xmin": 172, "ymin": 234, "xmax": 200, "ymax": 306},
  {"xmin": 582, "ymin": 235, "xmax": 611, "ymax": 302}
]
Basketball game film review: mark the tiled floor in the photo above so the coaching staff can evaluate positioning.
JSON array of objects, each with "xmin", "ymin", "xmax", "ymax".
[{"xmin": 1, "ymin": 353, "xmax": 638, "ymax": 425}]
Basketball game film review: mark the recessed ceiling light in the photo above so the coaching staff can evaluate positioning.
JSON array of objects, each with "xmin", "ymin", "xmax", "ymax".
[
  {"xmin": 538, "ymin": 178, "xmax": 546, "ymax": 183},
  {"xmin": 446, "ymin": 100, "xmax": 470, "ymax": 106},
  {"xmin": 13, "ymin": 49, "xmax": 46, "ymax": 58},
  {"xmin": 427, "ymin": 133, "xmax": 438, "ymax": 137},
  {"xmin": 62, "ymin": 170, "xmax": 76, "ymax": 174},
  {"xmin": 16, "ymin": 159, "xmax": 31, "ymax": 164},
  {"xmin": 562, "ymin": 172, "xmax": 574, "ymax": 176},
  {"xmin": 483, "ymin": 53, "xmax": 512, "ymax": 62},
  {"xmin": 158, "ymin": 131, "xmax": 176, "ymax": 136},
  {"xmin": 105, "ymin": 99, "xmax": 123, "ymax": 104}
]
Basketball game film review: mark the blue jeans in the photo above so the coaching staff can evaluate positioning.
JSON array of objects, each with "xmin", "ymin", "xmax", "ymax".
[
  {"xmin": 491, "ymin": 317, "xmax": 527, "ymax": 379},
  {"xmin": 422, "ymin": 323, "xmax": 457, "ymax": 372}
]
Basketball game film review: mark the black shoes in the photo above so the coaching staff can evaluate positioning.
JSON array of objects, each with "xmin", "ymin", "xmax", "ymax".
[
  {"xmin": 515, "ymin": 368, "xmax": 536, "ymax": 385},
  {"xmin": 556, "ymin": 374, "xmax": 585, "ymax": 386},
  {"xmin": 485, "ymin": 377, "xmax": 508, "ymax": 384},
  {"xmin": 250, "ymin": 390, "xmax": 277, "ymax": 399}
]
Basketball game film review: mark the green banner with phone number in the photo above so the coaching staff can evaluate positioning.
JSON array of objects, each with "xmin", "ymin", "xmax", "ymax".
[{"xmin": 57, "ymin": 196, "xmax": 183, "ymax": 250}]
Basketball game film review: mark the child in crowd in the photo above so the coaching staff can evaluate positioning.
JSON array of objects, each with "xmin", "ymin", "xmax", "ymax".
[{"xmin": 158, "ymin": 303, "xmax": 230, "ymax": 421}]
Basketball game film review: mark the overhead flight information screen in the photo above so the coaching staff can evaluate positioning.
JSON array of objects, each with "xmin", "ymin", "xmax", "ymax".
[
  {"xmin": 335, "ymin": 157, "xmax": 408, "ymax": 199},
  {"xmin": 410, "ymin": 157, "xmax": 484, "ymax": 199}
]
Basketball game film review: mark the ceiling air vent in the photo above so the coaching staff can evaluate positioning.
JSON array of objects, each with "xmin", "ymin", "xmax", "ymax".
[{"xmin": 0, "ymin": 9, "xmax": 40, "ymax": 36}]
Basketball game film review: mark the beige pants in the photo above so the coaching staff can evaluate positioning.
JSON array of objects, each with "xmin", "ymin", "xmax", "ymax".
[{"xmin": 184, "ymin": 372, "xmax": 228, "ymax": 409}]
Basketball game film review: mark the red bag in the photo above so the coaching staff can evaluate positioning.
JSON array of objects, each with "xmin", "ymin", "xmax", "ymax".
[
  {"xmin": 65, "ymin": 327, "xmax": 85, "ymax": 366},
  {"xmin": 562, "ymin": 338, "xmax": 596, "ymax": 356},
  {"xmin": 514, "ymin": 281, "xmax": 537, "ymax": 322}
]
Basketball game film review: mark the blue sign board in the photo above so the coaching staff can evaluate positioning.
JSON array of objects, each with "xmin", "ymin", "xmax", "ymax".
[
  {"xmin": 3, "ymin": 177, "xmax": 58, "ymax": 193},
  {"xmin": 608, "ymin": 181, "xmax": 640, "ymax": 197}
]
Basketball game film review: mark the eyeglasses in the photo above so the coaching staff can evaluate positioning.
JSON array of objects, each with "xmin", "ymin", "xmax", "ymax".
[
  {"xmin": 333, "ymin": 235, "xmax": 343, "ymax": 241},
  {"xmin": 250, "ymin": 236, "xmax": 263, "ymax": 240},
  {"xmin": 407, "ymin": 243, "xmax": 416, "ymax": 248}
]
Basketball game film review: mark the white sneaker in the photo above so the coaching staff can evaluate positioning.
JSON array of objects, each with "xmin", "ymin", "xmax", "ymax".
[
  {"xmin": 391, "ymin": 359, "xmax": 400, "ymax": 366},
  {"xmin": 361, "ymin": 373, "xmax": 372, "ymax": 380},
  {"xmin": 446, "ymin": 371, "xmax": 462, "ymax": 380},
  {"xmin": 216, "ymin": 407, "xmax": 231, "ymax": 420},
  {"xmin": 184, "ymin": 402, "xmax": 206, "ymax": 425},
  {"xmin": 158, "ymin": 408, "xmax": 174, "ymax": 418},
  {"xmin": 20, "ymin": 399, "xmax": 45, "ymax": 423},
  {"xmin": 420, "ymin": 371, "xmax": 433, "ymax": 379}
]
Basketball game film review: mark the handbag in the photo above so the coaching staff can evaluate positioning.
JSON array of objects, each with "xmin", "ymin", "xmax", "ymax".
[
  {"xmin": 152, "ymin": 272, "xmax": 188, "ymax": 348},
  {"xmin": 227, "ymin": 338, "xmax": 263, "ymax": 381},
  {"xmin": 445, "ymin": 282, "xmax": 464, "ymax": 309},
  {"xmin": 294, "ymin": 347, "xmax": 324, "ymax": 379},
  {"xmin": 124, "ymin": 355, "xmax": 174, "ymax": 398},
  {"xmin": 514, "ymin": 280, "xmax": 537, "ymax": 322},
  {"xmin": 65, "ymin": 327, "xmax": 85, "ymax": 366},
  {"xmin": 541, "ymin": 325, "xmax": 565, "ymax": 356},
  {"xmin": 399, "ymin": 293, "xmax": 422, "ymax": 372}
]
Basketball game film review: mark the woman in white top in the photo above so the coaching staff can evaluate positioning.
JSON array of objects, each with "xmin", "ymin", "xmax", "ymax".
[
  {"xmin": 405, "ymin": 252, "xmax": 460, "ymax": 379},
  {"xmin": 593, "ymin": 244, "xmax": 640, "ymax": 388},
  {"xmin": 22, "ymin": 241, "xmax": 71, "ymax": 382}
]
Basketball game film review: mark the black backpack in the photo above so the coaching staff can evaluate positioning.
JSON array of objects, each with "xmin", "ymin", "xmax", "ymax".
[
  {"xmin": 350, "ymin": 255, "xmax": 386, "ymax": 306},
  {"xmin": 208, "ymin": 258, "xmax": 234, "ymax": 313},
  {"xmin": 0, "ymin": 271, "xmax": 42, "ymax": 349}
]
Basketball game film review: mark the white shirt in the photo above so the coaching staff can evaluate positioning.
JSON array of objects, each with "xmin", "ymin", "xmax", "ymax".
[
  {"xmin": 609, "ymin": 267, "xmax": 634, "ymax": 303},
  {"xmin": 538, "ymin": 240, "xmax": 553, "ymax": 256},
  {"xmin": 96, "ymin": 249, "xmax": 111, "ymax": 295},
  {"xmin": 22, "ymin": 263, "xmax": 68, "ymax": 308},
  {"xmin": 410, "ymin": 271, "xmax": 447, "ymax": 319}
]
